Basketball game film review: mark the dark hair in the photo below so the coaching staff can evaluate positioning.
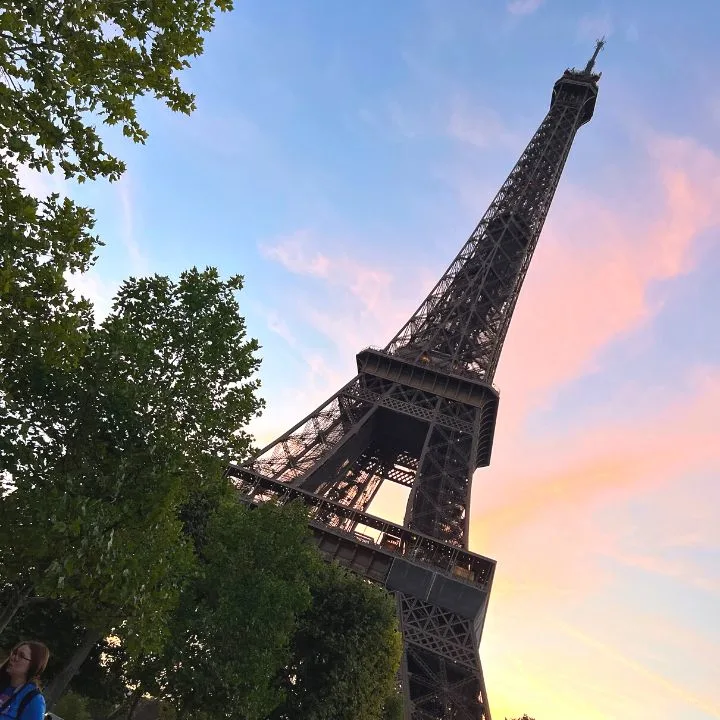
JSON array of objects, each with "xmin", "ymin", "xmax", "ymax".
[{"xmin": 0, "ymin": 641, "xmax": 50, "ymax": 687}]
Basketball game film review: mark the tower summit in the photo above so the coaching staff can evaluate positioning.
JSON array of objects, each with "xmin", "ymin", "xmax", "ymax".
[{"xmin": 228, "ymin": 45, "xmax": 603, "ymax": 720}]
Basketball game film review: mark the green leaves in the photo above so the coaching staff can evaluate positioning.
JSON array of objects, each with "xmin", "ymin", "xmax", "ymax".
[
  {"xmin": 1, "ymin": 0, "xmax": 236, "ymax": 485},
  {"xmin": 1, "ymin": 6, "xmax": 402, "ymax": 717},
  {"xmin": 270, "ymin": 563, "xmax": 402, "ymax": 720},
  {"xmin": 122, "ymin": 500, "xmax": 402, "ymax": 720},
  {"xmin": 126, "ymin": 501, "xmax": 320, "ymax": 720},
  {"xmin": 0, "ymin": 0, "xmax": 253, "ymax": 707},
  {"xmin": 1, "ymin": 267, "xmax": 263, "ymax": 661},
  {"xmin": 0, "ymin": 0, "xmax": 232, "ymax": 184}
]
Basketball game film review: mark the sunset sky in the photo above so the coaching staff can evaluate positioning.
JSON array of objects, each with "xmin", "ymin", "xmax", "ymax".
[{"xmin": 24, "ymin": 1, "xmax": 720, "ymax": 718}]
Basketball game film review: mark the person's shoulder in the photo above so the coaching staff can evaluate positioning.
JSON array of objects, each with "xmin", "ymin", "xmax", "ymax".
[
  {"xmin": 18, "ymin": 685, "xmax": 46, "ymax": 720},
  {"xmin": 28, "ymin": 685, "xmax": 45, "ymax": 702},
  {"xmin": 27, "ymin": 686, "xmax": 45, "ymax": 704},
  {"xmin": 19, "ymin": 684, "xmax": 46, "ymax": 715},
  {"xmin": 19, "ymin": 683, "xmax": 43, "ymax": 698}
]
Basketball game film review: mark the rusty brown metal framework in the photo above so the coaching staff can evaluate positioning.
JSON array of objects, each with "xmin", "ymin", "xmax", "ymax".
[{"xmin": 227, "ymin": 42, "xmax": 603, "ymax": 720}]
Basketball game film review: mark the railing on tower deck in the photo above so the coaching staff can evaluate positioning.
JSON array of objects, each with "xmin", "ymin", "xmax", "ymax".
[
  {"xmin": 226, "ymin": 465, "xmax": 496, "ymax": 592},
  {"xmin": 361, "ymin": 346, "xmax": 501, "ymax": 395}
]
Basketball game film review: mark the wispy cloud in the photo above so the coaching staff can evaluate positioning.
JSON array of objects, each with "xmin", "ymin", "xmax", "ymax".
[
  {"xmin": 507, "ymin": 0, "xmax": 544, "ymax": 16},
  {"xmin": 447, "ymin": 96, "xmax": 518, "ymax": 149},
  {"xmin": 255, "ymin": 230, "xmax": 436, "ymax": 445},
  {"xmin": 388, "ymin": 100, "xmax": 425, "ymax": 140},
  {"xmin": 65, "ymin": 173, "xmax": 152, "ymax": 324},
  {"xmin": 117, "ymin": 175, "xmax": 149, "ymax": 277},
  {"xmin": 260, "ymin": 230, "xmax": 331, "ymax": 277},
  {"xmin": 366, "ymin": 89, "xmax": 517, "ymax": 150},
  {"xmin": 262, "ymin": 308, "xmax": 299, "ymax": 348},
  {"xmin": 259, "ymin": 229, "xmax": 414, "ymax": 347}
]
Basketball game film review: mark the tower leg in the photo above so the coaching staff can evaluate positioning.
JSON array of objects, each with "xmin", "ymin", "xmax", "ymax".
[{"xmin": 398, "ymin": 593, "xmax": 490, "ymax": 720}]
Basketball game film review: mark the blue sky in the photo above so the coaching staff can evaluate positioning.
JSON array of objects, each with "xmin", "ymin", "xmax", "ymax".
[{"xmin": 22, "ymin": 1, "xmax": 720, "ymax": 718}]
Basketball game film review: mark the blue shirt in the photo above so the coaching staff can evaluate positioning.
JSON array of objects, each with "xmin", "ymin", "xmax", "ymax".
[{"xmin": 0, "ymin": 683, "xmax": 45, "ymax": 720}]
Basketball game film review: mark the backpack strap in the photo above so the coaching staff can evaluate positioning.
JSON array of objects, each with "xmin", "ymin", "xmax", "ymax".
[{"xmin": 16, "ymin": 688, "xmax": 40, "ymax": 719}]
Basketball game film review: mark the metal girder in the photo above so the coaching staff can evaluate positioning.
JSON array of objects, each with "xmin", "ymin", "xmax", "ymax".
[
  {"xmin": 384, "ymin": 70, "xmax": 599, "ymax": 386},
  {"xmin": 227, "ymin": 52, "xmax": 602, "ymax": 720}
]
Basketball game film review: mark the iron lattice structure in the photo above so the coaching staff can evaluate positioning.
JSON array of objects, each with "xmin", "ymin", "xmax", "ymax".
[{"xmin": 227, "ymin": 43, "xmax": 603, "ymax": 720}]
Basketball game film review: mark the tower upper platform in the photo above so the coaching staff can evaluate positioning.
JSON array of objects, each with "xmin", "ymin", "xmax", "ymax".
[{"xmin": 552, "ymin": 38, "xmax": 605, "ymax": 126}]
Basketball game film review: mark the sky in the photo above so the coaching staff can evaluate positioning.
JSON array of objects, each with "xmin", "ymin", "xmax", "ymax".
[{"xmin": 22, "ymin": 1, "xmax": 720, "ymax": 718}]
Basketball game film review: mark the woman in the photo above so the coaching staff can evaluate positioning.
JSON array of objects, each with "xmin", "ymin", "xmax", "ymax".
[{"xmin": 0, "ymin": 641, "xmax": 49, "ymax": 720}]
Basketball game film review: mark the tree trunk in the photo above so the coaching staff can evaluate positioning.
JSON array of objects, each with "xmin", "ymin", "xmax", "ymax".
[
  {"xmin": 103, "ymin": 690, "xmax": 138, "ymax": 720},
  {"xmin": 44, "ymin": 626, "xmax": 103, "ymax": 710},
  {"xmin": 104, "ymin": 701, "xmax": 130, "ymax": 720},
  {"xmin": 125, "ymin": 688, "xmax": 143, "ymax": 720},
  {"xmin": 0, "ymin": 584, "xmax": 31, "ymax": 634}
]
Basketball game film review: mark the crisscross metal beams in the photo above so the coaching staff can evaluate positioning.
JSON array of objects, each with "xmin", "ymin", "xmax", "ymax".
[
  {"xmin": 229, "ymin": 57, "xmax": 601, "ymax": 720},
  {"xmin": 385, "ymin": 72, "xmax": 599, "ymax": 385}
]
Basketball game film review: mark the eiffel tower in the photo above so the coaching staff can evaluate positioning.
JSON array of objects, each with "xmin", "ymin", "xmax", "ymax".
[{"xmin": 227, "ymin": 41, "xmax": 604, "ymax": 720}]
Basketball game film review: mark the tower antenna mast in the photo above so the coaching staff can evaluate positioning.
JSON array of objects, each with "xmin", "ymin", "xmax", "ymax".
[{"xmin": 584, "ymin": 37, "xmax": 606, "ymax": 75}]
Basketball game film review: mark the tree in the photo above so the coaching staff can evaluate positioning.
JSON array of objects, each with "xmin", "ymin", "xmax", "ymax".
[
  {"xmin": 0, "ymin": 268, "xmax": 264, "ymax": 705},
  {"xmin": 1, "ymin": 0, "xmax": 235, "ymax": 501},
  {"xmin": 380, "ymin": 692, "xmax": 403, "ymax": 720},
  {"xmin": 0, "ymin": 0, "xmax": 240, "ymax": 635},
  {"xmin": 52, "ymin": 692, "xmax": 92, "ymax": 720},
  {"xmin": 121, "ymin": 499, "xmax": 401, "ymax": 720},
  {"xmin": 0, "ymin": 174, "xmax": 97, "ymax": 498},
  {"xmin": 270, "ymin": 563, "xmax": 403, "ymax": 720},
  {"xmin": 125, "ymin": 500, "xmax": 321, "ymax": 720},
  {"xmin": 1, "ymin": 0, "xmax": 232, "ymax": 183}
]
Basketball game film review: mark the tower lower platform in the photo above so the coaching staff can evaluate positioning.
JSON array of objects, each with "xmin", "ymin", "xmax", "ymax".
[{"xmin": 226, "ymin": 466, "xmax": 495, "ymax": 720}]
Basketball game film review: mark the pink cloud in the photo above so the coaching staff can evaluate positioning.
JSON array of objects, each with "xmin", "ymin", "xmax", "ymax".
[
  {"xmin": 474, "ymin": 368, "xmax": 720, "ymax": 536},
  {"xmin": 260, "ymin": 229, "xmax": 438, "ymax": 351},
  {"xmin": 256, "ymin": 231, "xmax": 435, "ymax": 445},
  {"xmin": 495, "ymin": 133, "xmax": 720, "ymax": 427},
  {"xmin": 464, "ymin": 135, "xmax": 720, "ymax": 633},
  {"xmin": 260, "ymin": 230, "xmax": 332, "ymax": 277},
  {"xmin": 474, "ymin": 371, "xmax": 720, "ymax": 718},
  {"xmin": 469, "ymin": 136, "xmax": 720, "ymax": 709},
  {"xmin": 454, "ymin": 369, "xmax": 720, "ymax": 667}
]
